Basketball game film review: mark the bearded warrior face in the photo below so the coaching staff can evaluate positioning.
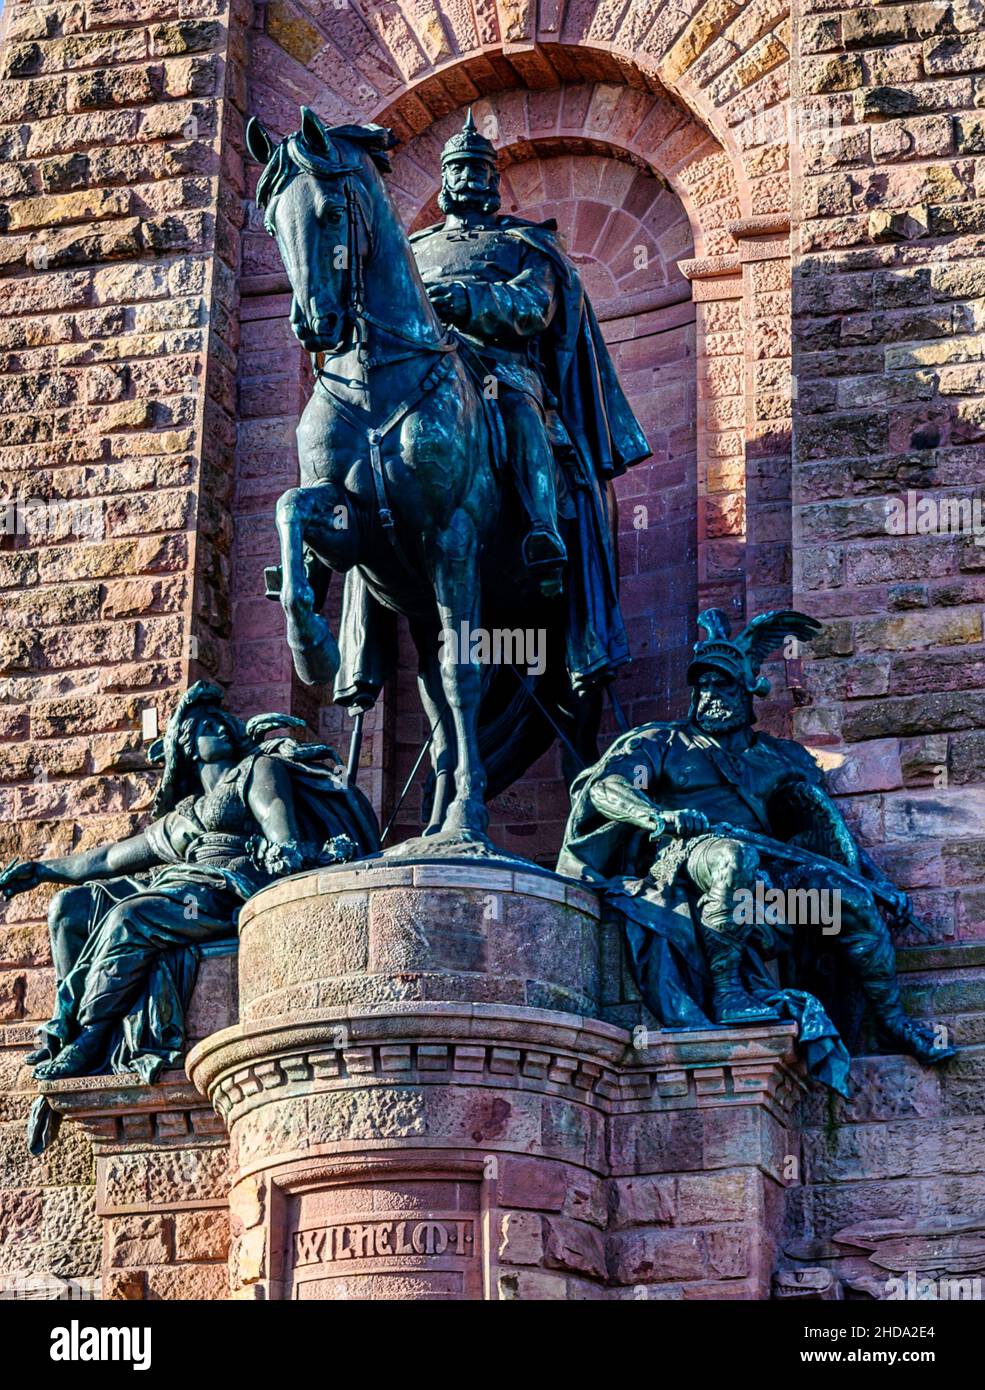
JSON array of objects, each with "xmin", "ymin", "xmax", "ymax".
[{"xmin": 691, "ymin": 668, "xmax": 752, "ymax": 734}]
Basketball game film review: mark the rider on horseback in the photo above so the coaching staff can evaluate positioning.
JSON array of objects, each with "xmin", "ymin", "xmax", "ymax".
[{"xmin": 411, "ymin": 110, "xmax": 650, "ymax": 619}]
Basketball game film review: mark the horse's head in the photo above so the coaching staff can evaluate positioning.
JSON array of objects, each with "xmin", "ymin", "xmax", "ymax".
[{"xmin": 246, "ymin": 108, "xmax": 396, "ymax": 355}]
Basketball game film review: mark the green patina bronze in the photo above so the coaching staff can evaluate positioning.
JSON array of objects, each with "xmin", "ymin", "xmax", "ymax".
[
  {"xmin": 557, "ymin": 608, "xmax": 956, "ymax": 1092},
  {"xmin": 0, "ymin": 682, "xmax": 379, "ymax": 1148}
]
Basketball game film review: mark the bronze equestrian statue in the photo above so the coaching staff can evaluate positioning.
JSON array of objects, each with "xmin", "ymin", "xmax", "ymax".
[
  {"xmin": 558, "ymin": 609, "xmax": 956, "ymax": 1092},
  {"xmin": 245, "ymin": 108, "xmax": 649, "ymax": 847}
]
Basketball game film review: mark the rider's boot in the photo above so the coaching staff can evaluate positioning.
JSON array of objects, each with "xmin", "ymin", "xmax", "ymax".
[
  {"xmin": 521, "ymin": 527, "xmax": 567, "ymax": 598},
  {"xmin": 510, "ymin": 411, "xmax": 567, "ymax": 597}
]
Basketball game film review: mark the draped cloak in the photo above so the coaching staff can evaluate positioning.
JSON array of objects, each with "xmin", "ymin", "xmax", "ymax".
[{"xmin": 28, "ymin": 744, "xmax": 379, "ymax": 1154}]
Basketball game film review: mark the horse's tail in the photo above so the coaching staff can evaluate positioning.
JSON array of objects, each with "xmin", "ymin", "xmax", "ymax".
[
  {"xmin": 476, "ymin": 666, "xmax": 557, "ymax": 803},
  {"xmin": 473, "ymin": 604, "xmax": 602, "ymax": 805},
  {"xmin": 418, "ymin": 602, "xmax": 601, "ymax": 827}
]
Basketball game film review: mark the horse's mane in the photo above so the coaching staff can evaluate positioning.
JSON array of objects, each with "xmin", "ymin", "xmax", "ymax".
[{"xmin": 256, "ymin": 123, "xmax": 396, "ymax": 210}]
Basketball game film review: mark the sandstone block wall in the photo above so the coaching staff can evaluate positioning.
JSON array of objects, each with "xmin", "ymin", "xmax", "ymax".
[
  {"xmin": 0, "ymin": 0, "xmax": 251, "ymax": 1292},
  {"xmin": 2, "ymin": 0, "xmax": 985, "ymax": 1298}
]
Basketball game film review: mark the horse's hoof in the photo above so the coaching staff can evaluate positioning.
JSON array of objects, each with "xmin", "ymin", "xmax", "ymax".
[
  {"xmin": 383, "ymin": 828, "xmax": 503, "ymax": 861},
  {"xmin": 441, "ymin": 800, "xmax": 490, "ymax": 840},
  {"xmin": 290, "ymin": 618, "xmax": 340, "ymax": 686},
  {"xmin": 292, "ymin": 648, "xmax": 337, "ymax": 687}
]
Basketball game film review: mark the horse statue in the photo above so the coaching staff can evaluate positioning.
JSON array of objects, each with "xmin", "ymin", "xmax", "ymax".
[{"xmin": 245, "ymin": 107, "xmax": 643, "ymax": 849}]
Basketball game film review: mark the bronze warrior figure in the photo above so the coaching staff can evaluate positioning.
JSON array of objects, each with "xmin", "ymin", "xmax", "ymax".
[{"xmin": 558, "ymin": 609, "xmax": 955, "ymax": 1093}]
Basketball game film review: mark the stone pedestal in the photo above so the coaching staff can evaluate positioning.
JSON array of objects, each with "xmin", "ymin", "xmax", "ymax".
[
  {"xmin": 187, "ymin": 862, "xmax": 804, "ymax": 1300},
  {"xmin": 39, "ymin": 945, "xmax": 238, "ymax": 1300}
]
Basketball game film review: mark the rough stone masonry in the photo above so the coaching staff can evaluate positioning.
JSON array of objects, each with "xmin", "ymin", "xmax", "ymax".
[{"xmin": 0, "ymin": 0, "xmax": 984, "ymax": 1299}]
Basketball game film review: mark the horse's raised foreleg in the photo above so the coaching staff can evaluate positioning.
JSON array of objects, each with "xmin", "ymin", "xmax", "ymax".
[
  {"xmin": 275, "ymin": 485, "xmax": 340, "ymax": 686},
  {"xmin": 432, "ymin": 509, "xmax": 488, "ymax": 839}
]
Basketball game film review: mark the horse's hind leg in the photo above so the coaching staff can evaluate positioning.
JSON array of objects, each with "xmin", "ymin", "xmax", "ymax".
[
  {"xmin": 431, "ymin": 509, "xmax": 488, "ymax": 839},
  {"xmin": 275, "ymin": 485, "xmax": 340, "ymax": 686},
  {"xmin": 410, "ymin": 621, "xmax": 456, "ymax": 835}
]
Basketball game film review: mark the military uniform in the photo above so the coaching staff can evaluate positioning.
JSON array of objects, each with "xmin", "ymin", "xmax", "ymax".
[
  {"xmin": 335, "ymin": 110, "xmax": 650, "ymax": 702},
  {"xmin": 412, "ymin": 213, "xmax": 567, "ymax": 581}
]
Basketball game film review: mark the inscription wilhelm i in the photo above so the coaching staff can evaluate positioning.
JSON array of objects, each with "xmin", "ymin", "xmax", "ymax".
[{"xmin": 294, "ymin": 1217, "xmax": 475, "ymax": 1266}]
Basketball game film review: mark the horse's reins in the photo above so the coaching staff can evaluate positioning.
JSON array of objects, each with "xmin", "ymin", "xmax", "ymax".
[{"xmin": 308, "ymin": 171, "xmax": 458, "ymax": 569}]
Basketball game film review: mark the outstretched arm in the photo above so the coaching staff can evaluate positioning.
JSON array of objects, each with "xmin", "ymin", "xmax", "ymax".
[
  {"xmin": 0, "ymin": 829, "xmax": 161, "ymax": 899},
  {"xmin": 591, "ymin": 776, "xmax": 664, "ymax": 835}
]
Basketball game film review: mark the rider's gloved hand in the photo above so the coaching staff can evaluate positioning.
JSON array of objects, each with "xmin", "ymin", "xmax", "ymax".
[
  {"xmin": 426, "ymin": 281, "xmax": 469, "ymax": 324},
  {"xmin": 662, "ymin": 809, "xmax": 710, "ymax": 839}
]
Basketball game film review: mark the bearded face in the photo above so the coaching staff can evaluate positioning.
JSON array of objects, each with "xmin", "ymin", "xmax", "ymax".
[
  {"xmin": 438, "ymin": 156, "xmax": 501, "ymax": 215},
  {"xmin": 693, "ymin": 669, "xmax": 751, "ymax": 733}
]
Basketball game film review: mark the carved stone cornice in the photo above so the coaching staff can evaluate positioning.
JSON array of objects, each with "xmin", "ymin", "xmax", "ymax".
[
  {"xmin": 40, "ymin": 1069, "xmax": 225, "ymax": 1150},
  {"xmin": 677, "ymin": 253, "xmax": 741, "ymax": 281},
  {"xmin": 187, "ymin": 1007, "xmax": 804, "ymax": 1129}
]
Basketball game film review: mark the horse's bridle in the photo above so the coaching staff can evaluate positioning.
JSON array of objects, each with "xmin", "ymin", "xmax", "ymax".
[
  {"xmin": 293, "ymin": 160, "xmax": 459, "ymax": 568},
  {"xmin": 308, "ymin": 168, "xmax": 457, "ymax": 375}
]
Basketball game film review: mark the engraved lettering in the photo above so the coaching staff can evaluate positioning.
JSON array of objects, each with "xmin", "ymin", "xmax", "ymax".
[
  {"xmin": 350, "ymin": 1223, "xmax": 374, "ymax": 1259},
  {"xmin": 291, "ymin": 1216, "xmax": 476, "ymax": 1267},
  {"xmin": 412, "ymin": 1221, "xmax": 448, "ymax": 1256},
  {"xmin": 294, "ymin": 1229, "xmax": 326, "ymax": 1265}
]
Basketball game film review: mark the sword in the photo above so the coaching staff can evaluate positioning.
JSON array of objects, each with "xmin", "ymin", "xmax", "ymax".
[
  {"xmin": 699, "ymin": 821, "xmax": 931, "ymax": 938},
  {"xmin": 346, "ymin": 708, "xmax": 365, "ymax": 785}
]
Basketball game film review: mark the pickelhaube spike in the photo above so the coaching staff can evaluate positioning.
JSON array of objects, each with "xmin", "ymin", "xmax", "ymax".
[{"xmin": 440, "ymin": 106, "xmax": 498, "ymax": 166}]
